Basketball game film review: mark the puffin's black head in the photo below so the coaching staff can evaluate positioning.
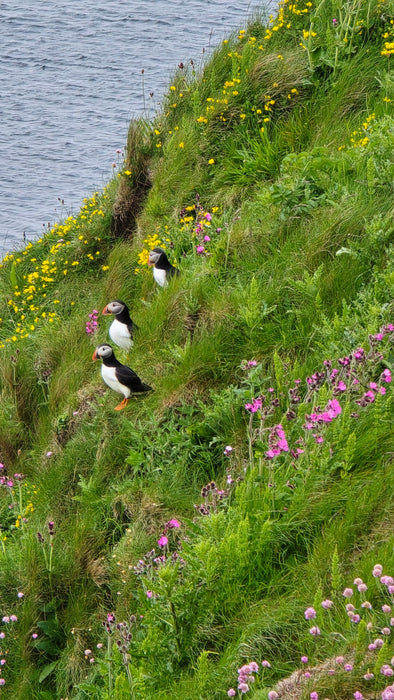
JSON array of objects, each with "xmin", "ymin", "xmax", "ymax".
[
  {"xmin": 148, "ymin": 247, "xmax": 167, "ymax": 266},
  {"xmin": 92, "ymin": 344, "xmax": 114, "ymax": 361},
  {"xmin": 102, "ymin": 300, "xmax": 127, "ymax": 316}
]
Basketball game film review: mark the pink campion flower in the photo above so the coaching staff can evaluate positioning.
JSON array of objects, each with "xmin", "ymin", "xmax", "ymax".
[
  {"xmin": 277, "ymin": 438, "xmax": 289, "ymax": 452},
  {"xmin": 146, "ymin": 591, "xmax": 153, "ymax": 599},
  {"xmin": 304, "ymin": 607, "xmax": 317, "ymax": 620},
  {"xmin": 370, "ymin": 382, "xmax": 378, "ymax": 390},
  {"xmin": 309, "ymin": 626, "xmax": 321, "ymax": 635},
  {"xmin": 381, "ymin": 369, "xmax": 392, "ymax": 383},
  {"xmin": 337, "ymin": 381, "xmax": 347, "ymax": 391},
  {"xmin": 167, "ymin": 519, "xmax": 180, "ymax": 529},
  {"xmin": 380, "ymin": 387, "xmax": 387, "ymax": 395},
  {"xmin": 343, "ymin": 588, "xmax": 353, "ymax": 598},
  {"xmin": 157, "ymin": 535, "xmax": 168, "ymax": 548},
  {"xmin": 332, "ymin": 17, "xmax": 338, "ymax": 24},
  {"xmin": 203, "ymin": 235, "xmax": 211, "ymax": 242},
  {"xmin": 205, "ymin": 212, "xmax": 212, "ymax": 221},
  {"xmin": 196, "ymin": 245, "xmax": 205, "ymax": 254},
  {"xmin": 321, "ymin": 599, "xmax": 333, "ymax": 609}
]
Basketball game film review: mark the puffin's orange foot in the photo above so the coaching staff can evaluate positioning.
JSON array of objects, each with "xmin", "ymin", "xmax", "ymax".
[{"xmin": 114, "ymin": 398, "xmax": 129, "ymax": 411}]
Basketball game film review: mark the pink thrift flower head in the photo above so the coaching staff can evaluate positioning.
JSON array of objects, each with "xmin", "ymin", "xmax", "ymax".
[
  {"xmin": 1, "ymin": 617, "xmax": 9, "ymax": 624},
  {"xmin": 262, "ymin": 660, "xmax": 271, "ymax": 668},
  {"xmin": 382, "ymin": 605, "xmax": 392, "ymax": 614},
  {"xmin": 382, "ymin": 576, "xmax": 394, "ymax": 586},
  {"xmin": 361, "ymin": 601, "xmax": 372, "ymax": 609},
  {"xmin": 238, "ymin": 682, "xmax": 249, "ymax": 693},
  {"xmin": 336, "ymin": 656, "xmax": 344, "ymax": 664},
  {"xmin": 249, "ymin": 662, "xmax": 259, "ymax": 672},
  {"xmin": 382, "ymin": 688, "xmax": 394, "ymax": 700},
  {"xmin": 354, "ymin": 577, "xmax": 363, "ymax": 585},
  {"xmin": 224, "ymin": 446, "xmax": 233, "ymax": 456},
  {"xmin": 332, "ymin": 17, "xmax": 338, "ymax": 24},
  {"xmin": 97, "ymin": 643, "xmax": 103, "ymax": 649},
  {"xmin": 301, "ymin": 656, "xmax": 309, "ymax": 663},
  {"xmin": 381, "ymin": 666, "xmax": 394, "ymax": 676},
  {"xmin": 268, "ymin": 692, "xmax": 279, "ymax": 700},
  {"xmin": 373, "ymin": 563, "xmax": 383, "ymax": 575},
  {"xmin": 344, "ymin": 663, "xmax": 353, "ymax": 671},
  {"xmin": 0, "ymin": 634, "xmax": 4, "ymax": 639},
  {"xmin": 17, "ymin": 592, "xmax": 24, "ymax": 598},
  {"xmin": 321, "ymin": 599, "xmax": 333, "ymax": 609},
  {"xmin": 351, "ymin": 614, "xmax": 361, "ymax": 623},
  {"xmin": 382, "ymin": 628, "xmax": 391, "ymax": 636},
  {"xmin": 157, "ymin": 535, "xmax": 168, "ymax": 548},
  {"xmin": 375, "ymin": 638, "xmax": 384, "ymax": 648},
  {"xmin": 343, "ymin": 587, "xmax": 353, "ymax": 598},
  {"xmin": 328, "ymin": 669, "xmax": 335, "ymax": 675},
  {"xmin": 32, "ymin": 633, "xmax": 38, "ymax": 639},
  {"xmin": 353, "ymin": 692, "xmax": 363, "ymax": 700},
  {"xmin": 304, "ymin": 607, "xmax": 317, "ymax": 620},
  {"xmin": 84, "ymin": 649, "xmax": 92, "ymax": 656},
  {"xmin": 89, "ymin": 657, "xmax": 95, "ymax": 664},
  {"xmin": 346, "ymin": 603, "xmax": 355, "ymax": 612},
  {"xmin": 10, "ymin": 615, "xmax": 17, "ymax": 622},
  {"xmin": 369, "ymin": 643, "xmax": 377, "ymax": 651},
  {"xmin": 0, "ymin": 679, "xmax": 5, "ymax": 686},
  {"xmin": 310, "ymin": 693, "xmax": 318, "ymax": 700},
  {"xmin": 309, "ymin": 626, "xmax": 321, "ymax": 636},
  {"xmin": 146, "ymin": 590, "xmax": 153, "ymax": 599},
  {"xmin": 0, "ymin": 660, "xmax": 5, "ymax": 666},
  {"xmin": 304, "ymin": 671, "xmax": 311, "ymax": 678},
  {"xmin": 46, "ymin": 451, "xmax": 53, "ymax": 458},
  {"xmin": 358, "ymin": 583, "xmax": 368, "ymax": 593},
  {"xmin": 363, "ymin": 672, "xmax": 374, "ymax": 680},
  {"xmin": 228, "ymin": 690, "xmax": 236, "ymax": 697}
]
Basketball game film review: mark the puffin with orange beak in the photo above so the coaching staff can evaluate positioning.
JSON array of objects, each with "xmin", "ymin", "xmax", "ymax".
[
  {"xmin": 148, "ymin": 247, "xmax": 179, "ymax": 287},
  {"xmin": 102, "ymin": 300, "xmax": 137, "ymax": 351},
  {"xmin": 92, "ymin": 344, "xmax": 152, "ymax": 410}
]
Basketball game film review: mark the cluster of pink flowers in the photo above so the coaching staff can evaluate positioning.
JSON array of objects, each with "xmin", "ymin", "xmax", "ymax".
[
  {"xmin": 266, "ymin": 424, "xmax": 289, "ymax": 459},
  {"xmin": 228, "ymin": 661, "xmax": 259, "ymax": 695},
  {"xmin": 157, "ymin": 518, "xmax": 180, "ymax": 549},
  {"xmin": 85, "ymin": 309, "xmax": 98, "ymax": 335},
  {"xmin": 245, "ymin": 397, "xmax": 262, "ymax": 413}
]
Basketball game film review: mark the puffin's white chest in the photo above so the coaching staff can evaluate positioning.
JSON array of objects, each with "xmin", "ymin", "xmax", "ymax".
[
  {"xmin": 101, "ymin": 364, "xmax": 130, "ymax": 397},
  {"xmin": 153, "ymin": 267, "xmax": 167, "ymax": 287},
  {"xmin": 109, "ymin": 318, "xmax": 133, "ymax": 351}
]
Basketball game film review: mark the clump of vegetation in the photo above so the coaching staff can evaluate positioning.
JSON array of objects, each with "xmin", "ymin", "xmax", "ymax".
[{"xmin": 0, "ymin": 0, "xmax": 393, "ymax": 698}]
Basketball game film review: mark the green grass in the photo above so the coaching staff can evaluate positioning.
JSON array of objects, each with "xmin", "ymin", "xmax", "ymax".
[{"xmin": 0, "ymin": 0, "xmax": 393, "ymax": 698}]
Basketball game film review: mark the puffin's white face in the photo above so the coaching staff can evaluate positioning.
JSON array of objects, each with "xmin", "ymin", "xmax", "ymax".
[
  {"xmin": 148, "ymin": 249, "xmax": 163, "ymax": 266},
  {"xmin": 95, "ymin": 344, "xmax": 113, "ymax": 359},
  {"xmin": 107, "ymin": 300, "xmax": 125, "ymax": 315}
]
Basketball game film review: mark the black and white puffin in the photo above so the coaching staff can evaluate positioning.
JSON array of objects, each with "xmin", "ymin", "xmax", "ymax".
[
  {"xmin": 148, "ymin": 247, "xmax": 179, "ymax": 287},
  {"xmin": 102, "ymin": 300, "xmax": 138, "ymax": 352},
  {"xmin": 92, "ymin": 344, "xmax": 152, "ymax": 410}
]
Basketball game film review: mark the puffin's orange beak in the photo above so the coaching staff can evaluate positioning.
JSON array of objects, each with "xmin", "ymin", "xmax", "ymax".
[
  {"xmin": 102, "ymin": 305, "xmax": 111, "ymax": 315},
  {"xmin": 147, "ymin": 257, "xmax": 153, "ymax": 267},
  {"xmin": 92, "ymin": 350, "xmax": 98, "ymax": 361}
]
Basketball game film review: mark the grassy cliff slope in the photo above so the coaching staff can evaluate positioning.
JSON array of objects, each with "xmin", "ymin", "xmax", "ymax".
[{"xmin": 0, "ymin": 1, "xmax": 393, "ymax": 698}]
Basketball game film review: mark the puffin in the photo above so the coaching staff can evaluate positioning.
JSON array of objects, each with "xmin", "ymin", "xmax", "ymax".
[
  {"xmin": 148, "ymin": 247, "xmax": 179, "ymax": 287},
  {"xmin": 102, "ymin": 300, "xmax": 137, "ymax": 351},
  {"xmin": 92, "ymin": 344, "xmax": 152, "ymax": 410}
]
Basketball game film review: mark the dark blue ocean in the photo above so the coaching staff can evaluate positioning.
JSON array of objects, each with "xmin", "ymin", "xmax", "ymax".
[{"xmin": 0, "ymin": 0, "xmax": 268, "ymax": 255}]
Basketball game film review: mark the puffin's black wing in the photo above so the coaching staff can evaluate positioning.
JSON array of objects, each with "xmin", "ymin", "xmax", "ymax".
[
  {"xmin": 168, "ymin": 266, "xmax": 180, "ymax": 278},
  {"xmin": 115, "ymin": 365, "xmax": 152, "ymax": 393}
]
